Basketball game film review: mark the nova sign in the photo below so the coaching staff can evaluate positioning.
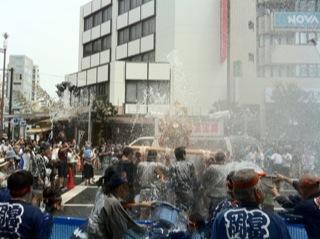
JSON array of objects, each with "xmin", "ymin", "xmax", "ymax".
[{"xmin": 274, "ymin": 12, "xmax": 320, "ymax": 29}]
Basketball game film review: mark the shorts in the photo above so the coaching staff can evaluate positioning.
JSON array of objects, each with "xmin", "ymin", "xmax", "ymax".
[
  {"xmin": 58, "ymin": 161, "xmax": 68, "ymax": 178},
  {"xmin": 83, "ymin": 163, "xmax": 94, "ymax": 179}
]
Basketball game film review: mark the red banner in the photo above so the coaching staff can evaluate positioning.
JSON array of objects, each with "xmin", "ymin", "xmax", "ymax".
[{"xmin": 220, "ymin": 0, "xmax": 229, "ymax": 62}]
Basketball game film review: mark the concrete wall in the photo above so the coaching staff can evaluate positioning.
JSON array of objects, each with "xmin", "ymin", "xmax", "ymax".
[
  {"xmin": 171, "ymin": 0, "xmax": 227, "ymax": 115},
  {"xmin": 230, "ymin": 0, "xmax": 259, "ymax": 105}
]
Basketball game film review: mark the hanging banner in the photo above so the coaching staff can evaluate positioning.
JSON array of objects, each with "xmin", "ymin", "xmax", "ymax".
[{"xmin": 220, "ymin": 0, "xmax": 229, "ymax": 62}]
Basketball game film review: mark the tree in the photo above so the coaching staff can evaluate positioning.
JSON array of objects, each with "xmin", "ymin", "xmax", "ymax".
[
  {"xmin": 92, "ymin": 96, "xmax": 118, "ymax": 144},
  {"xmin": 267, "ymin": 82, "xmax": 320, "ymax": 142}
]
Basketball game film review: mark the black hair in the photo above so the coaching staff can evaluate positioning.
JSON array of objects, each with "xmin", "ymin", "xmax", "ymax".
[
  {"xmin": 122, "ymin": 147, "xmax": 134, "ymax": 157},
  {"xmin": 7, "ymin": 170, "xmax": 33, "ymax": 197},
  {"xmin": 215, "ymin": 151, "xmax": 226, "ymax": 164},
  {"xmin": 174, "ymin": 146, "xmax": 186, "ymax": 161},
  {"xmin": 97, "ymin": 166, "xmax": 118, "ymax": 194},
  {"xmin": 43, "ymin": 187, "xmax": 62, "ymax": 213}
]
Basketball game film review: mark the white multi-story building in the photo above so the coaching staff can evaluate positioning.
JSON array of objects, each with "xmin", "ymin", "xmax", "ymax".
[
  {"xmin": 66, "ymin": 0, "xmax": 228, "ymax": 116},
  {"xmin": 7, "ymin": 55, "xmax": 40, "ymax": 113}
]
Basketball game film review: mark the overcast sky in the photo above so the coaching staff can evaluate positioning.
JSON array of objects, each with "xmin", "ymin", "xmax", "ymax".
[{"xmin": 0, "ymin": 0, "xmax": 89, "ymax": 98}]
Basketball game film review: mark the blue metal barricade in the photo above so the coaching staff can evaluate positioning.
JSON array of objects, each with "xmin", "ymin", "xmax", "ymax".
[
  {"xmin": 51, "ymin": 216, "xmax": 87, "ymax": 239},
  {"xmin": 50, "ymin": 216, "xmax": 309, "ymax": 239},
  {"xmin": 286, "ymin": 223, "xmax": 309, "ymax": 239}
]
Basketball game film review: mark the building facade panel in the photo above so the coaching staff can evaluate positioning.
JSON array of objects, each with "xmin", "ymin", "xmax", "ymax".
[
  {"xmin": 78, "ymin": 71, "xmax": 87, "ymax": 87},
  {"xmin": 271, "ymin": 45, "xmax": 320, "ymax": 64},
  {"xmin": 91, "ymin": 53, "xmax": 100, "ymax": 67},
  {"xmin": 128, "ymin": 7, "xmax": 141, "ymax": 25},
  {"xmin": 141, "ymin": 0, "xmax": 155, "ymax": 20},
  {"xmin": 83, "ymin": 2, "xmax": 92, "ymax": 17},
  {"xmin": 128, "ymin": 39, "xmax": 140, "ymax": 56},
  {"xmin": 87, "ymin": 68, "xmax": 97, "ymax": 85},
  {"xmin": 82, "ymin": 57, "xmax": 91, "ymax": 70},
  {"xmin": 98, "ymin": 64, "xmax": 109, "ymax": 82},
  {"xmin": 126, "ymin": 63, "xmax": 148, "ymax": 80},
  {"xmin": 83, "ymin": 30, "xmax": 92, "ymax": 44},
  {"xmin": 92, "ymin": 0, "xmax": 102, "ymax": 12},
  {"xmin": 148, "ymin": 63, "xmax": 170, "ymax": 80},
  {"xmin": 125, "ymin": 104, "xmax": 147, "ymax": 114},
  {"xmin": 101, "ymin": 21, "xmax": 111, "ymax": 36},
  {"xmin": 91, "ymin": 25, "xmax": 101, "ymax": 40},
  {"xmin": 101, "ymin": 0, "xmax": 112, "ymax": 8},
  {"xmin": 140, "ymin": 34, "xmax": 154, "ymax": 52},
  {"xmin": 117, "ymin": 12, "xmax": 128, "ymax": 30},
  {"xmin": 116, "ymin": 44, "xmax": 128, "ymax": 60},
  {"xmin": 100, "ymin": 49, "xmax": 111, "ymax": 64}
]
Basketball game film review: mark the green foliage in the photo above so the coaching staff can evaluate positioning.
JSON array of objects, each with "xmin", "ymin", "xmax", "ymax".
[
  {"xmin": 268, "ymin": 82, "xmax": 320, "ymax": 141},
  {"xmin": 92, "ymin": 96, "xmax": 118, "ymax": 122}
]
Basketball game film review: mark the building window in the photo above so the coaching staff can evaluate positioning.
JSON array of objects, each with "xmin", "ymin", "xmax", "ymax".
[
  {"xmin": 119, "ymin": 0, "xmax": 130, "ymax": 15},
  {"xmin": 84, "ymin": 6, "xmax": 112, "ymax": 31},
  {"xmin": 148, "ymin": 81, "xmax": 170, "ymax": 104},
  {"xmin": 126, "ymin": 81, "xmax": 147, "ymax": 103},
  {"xmin": 117, "ymin": 17, "xmax": 155, "ymax": 46},
  {"xmin": 93, "ymin": 11, "xmax": 103, "ymax": 27},
  {"xmin": 83, "ymin": 35, "xmax": 111, "ymax": 57},
  {"xmin": 96, "ymin": 82, "xmax": 108, "ymax": 97},
  {"xmin": 84, "ymin": 16, "xmax": 93, "ymax": 31},
  {"xmin": 130, "ymin": 22, "xmax": 142, "ymax": 41},
  {"xmin": 127, "ymin": 51, "xmax": 155, "ymax": 62},
  {"xmin": 131, "ymin": 0, "xmax": 142, "ymax": 9},
  {"xmin": 83, "ymin": 42, "xmax": 93, "ymax": 57},
  {"xmin": 102, "ymin": 35, "xmax": 112, "ymax": 50},
  {"xmin": 103, "ymin": 6, "xmax": 112, "ymax": 22},
  {"xmin": 142, "ymin": 17, "xmax": 155, "ymax": 37},
  {"xmin": 126, "ymin": 80, "xmax": 169, "ymax": 104},
  {"xmin": 118, "ymin": 28, "xmax": 130, "ymax": 45},
  {"xmin": 93, "ymin": 39, "xmax": 102, "ymax": 54}
]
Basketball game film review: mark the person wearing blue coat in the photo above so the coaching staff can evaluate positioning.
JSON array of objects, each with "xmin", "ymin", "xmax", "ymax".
[
  {"xmin": 211, "ymin": 169, "xmax": 291, "ymax": 239},
  {"xmin": 272, "ymin": 173, "xmax": 320, "ymax": 239}
]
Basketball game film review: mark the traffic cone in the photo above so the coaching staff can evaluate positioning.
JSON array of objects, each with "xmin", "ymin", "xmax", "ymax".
[{"xmin": 67, "ymin": 167, "xmax": 75, "ymax": 189}]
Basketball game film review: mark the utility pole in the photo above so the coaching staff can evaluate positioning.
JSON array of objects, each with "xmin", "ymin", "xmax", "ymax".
[
  {"xmin": 7, "ymin": 68, "xmax": 13, "ymax": 139},
  {"xmin": 88, "ymin": 96, "xmax": 92, "ymax": 144},
  {"xmin": 0, "ymin": 33, "xmax": 8, "ymax": 139}
]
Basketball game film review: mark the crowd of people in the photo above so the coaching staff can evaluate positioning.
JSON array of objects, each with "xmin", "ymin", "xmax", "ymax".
[{"xmin": 0, "ymin": 137, "xmax": 319, "ymax": 239}]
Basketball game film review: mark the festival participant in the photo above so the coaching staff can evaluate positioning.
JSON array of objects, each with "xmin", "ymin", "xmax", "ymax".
[
  {"xmin": 272, "ymin": 173, "xmax": 320, "ymax": 239},
  {"xmin": 208, "ymin": 171, "xmax": 238, "ymax": 224},
  {"xmin": 58, "ymin": 142, "xmax": 70, "ymax": 189},
  {"xmin": 97, "ymin": 172, "xmax": 146, "ymax": 239},
  {"xmin": 0, "ymin": 170, "xmax": 53, "ymax": 239},
  {"xmin": 42, "ymin": 187, "xmax": 62, "ymax": 214},
  {"xmin": 5, "ymin": 146, "xmax": 20, "ymax": 173},
  {"xmin": 169, "ymin": 146, "xmax": 197, "ymax": 213},
  {"xmin": 211, "ymin": 169, "xmax": 290, "ymax": 239},
  {"xmin": 201, "ymin": 151, "xmax": 227, "ymax": 216},
  {"xmin": 22, "ymin": 146, "xmax": 32, "ymax": 171},
  {"xmin": 83, "ymin": 145, "xmax": 95, "ymax": 185},
  {"xmin": 114, "ymin": 147, "xmax": 137, "ymax": 203},
  {"xmin": 31, "ymin": 142, "xmax": 52, "ymax": 207}
]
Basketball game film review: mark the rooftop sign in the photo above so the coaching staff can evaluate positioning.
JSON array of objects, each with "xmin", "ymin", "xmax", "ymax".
[{"xmin": 274, "ymin": 12, "xmax": 320, "ymax": 29}]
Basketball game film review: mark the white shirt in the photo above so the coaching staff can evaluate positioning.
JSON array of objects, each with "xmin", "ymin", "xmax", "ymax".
[{"xmin": 271, "ymin": 153, "xmax": 283, "ymax": 165}]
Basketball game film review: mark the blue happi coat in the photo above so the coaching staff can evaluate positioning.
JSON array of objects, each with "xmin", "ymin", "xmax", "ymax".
[{"xmin": 211, "ymin": 203, "xmax": 291, "ymax": 239}]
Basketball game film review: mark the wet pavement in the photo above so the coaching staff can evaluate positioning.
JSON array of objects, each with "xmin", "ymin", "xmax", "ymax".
[{"xmin": 57, "ymin": 174, "xmax": 101, "ymax": 218}]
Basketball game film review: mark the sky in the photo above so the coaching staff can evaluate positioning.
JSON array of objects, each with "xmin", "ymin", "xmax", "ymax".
[{"xmin": 0, "ymin": 0, "xmax": 90, "ymax": 98}]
